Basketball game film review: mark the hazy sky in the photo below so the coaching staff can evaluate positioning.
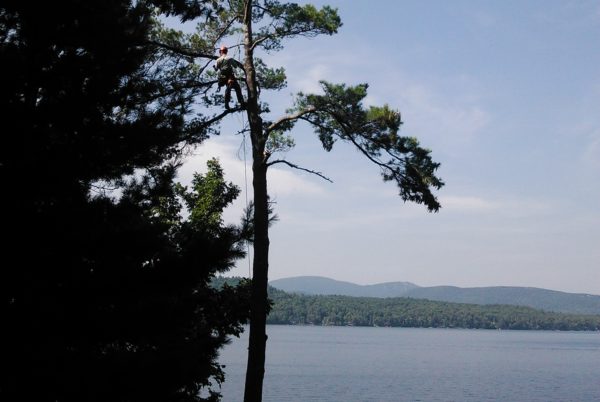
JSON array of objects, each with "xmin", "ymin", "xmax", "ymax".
[{"xmin": 176, "ymin": 0, "xmax": 600, "ymax": 294}]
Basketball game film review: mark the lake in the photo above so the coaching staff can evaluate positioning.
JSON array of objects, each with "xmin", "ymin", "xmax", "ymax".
[{"xmin": 216, "ymin": 325, "xmax": 600, "ymax": 401}]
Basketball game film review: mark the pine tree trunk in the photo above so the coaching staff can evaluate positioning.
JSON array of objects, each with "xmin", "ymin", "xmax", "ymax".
[
  {"xmin": 243, "ymin": 158, "xmax": 269, "ymax": 402},
  {"xmin": 242, "ymin": 2, "xmax": 269, "ymax": 400}
]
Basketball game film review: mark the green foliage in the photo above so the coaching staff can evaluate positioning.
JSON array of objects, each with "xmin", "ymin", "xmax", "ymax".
[
  {"xmin": 271, "ymin": 277, "xmax": 600, "ymax": 315},
  {"xmin": 152, "ymin": 17, "xmax": 213, "ymax": 58},
  {"xmin": 401, "ymin": 285, "xmax": 600, "ymax": 316},
  {"xmin": 293, "ymin": 81, "xmax": 444, "ymax": 211},
  {"xmin": 145, "ymin": 1, "xmax": 341, "ymax": 112},
  {"xmin": 252, "ymin": 2, "xmax": 341, "ymax": 51},
  {"xmin": 267, "ymin": 288, "xmax": 600, "ymax": 331},
  {"xmin": 152, "ymin": 0, "xmax": 226, "ymax": 23},
  {"xmin": 266, "ymin": 130, "xmax": 296, "ymax": 153},
  {"xmin": 254, "ymin": 57, "xmax": 287, "ymax": 90},
  {"xmin": 177, "ymin": 158, "xmax": 241, "ymax": 229},
  {"xmin": 211, "ymin": 276, "xmax": 248, "ymax": 289},
  {"xmin": 239, "ymin": 199, "xmax": 280, "ymax": 244}
]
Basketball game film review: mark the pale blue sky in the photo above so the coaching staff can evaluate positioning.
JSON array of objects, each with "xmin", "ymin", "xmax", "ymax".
[{"xmin": 177, "ymin": 1, "xmax": 600, "ymax": 294}]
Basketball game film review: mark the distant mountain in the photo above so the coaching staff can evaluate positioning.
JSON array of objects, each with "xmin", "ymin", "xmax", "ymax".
[
  {"xmin": 269, "ymin": 276, "xmax": 418, "ymax": 298},
  {"xmin": 269, "ymin": 276, "xmax": 600, "ymax": 316}
]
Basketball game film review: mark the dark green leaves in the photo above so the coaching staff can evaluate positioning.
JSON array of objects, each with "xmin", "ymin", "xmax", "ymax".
[
  {"xmin": 177, "ymin": 158, "xmax": 241, "ymax": 229},
  {"xmin": 254, "ymin": 57, "xmax": 287, "ymax": 90}
]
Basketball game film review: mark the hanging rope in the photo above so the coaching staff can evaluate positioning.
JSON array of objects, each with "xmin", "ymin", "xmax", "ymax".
[
  {"xmin": 225, "ymin": 32, "xmax": 251, "ymax": 278},
  {"xmin": 234, "ymin": 107, "xmax": 252, "ymax": 279},
  {"xmin": 234, "ymin": 31, "xmax": 251, "ymax": 278},
  {"xmin": 242, "ymin": 130, "xmax": 252, "ymax": 278}
]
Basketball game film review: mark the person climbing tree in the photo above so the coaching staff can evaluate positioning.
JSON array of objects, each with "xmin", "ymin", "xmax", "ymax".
[{"xmin": 215, "ymin": 45, "xmax": 246, "ymax": 110}]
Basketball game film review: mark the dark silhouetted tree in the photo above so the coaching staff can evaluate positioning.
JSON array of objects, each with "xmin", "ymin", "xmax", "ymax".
[{"xmin": 1, "ymin": 1, "xmax": 250, "ymax": 401}]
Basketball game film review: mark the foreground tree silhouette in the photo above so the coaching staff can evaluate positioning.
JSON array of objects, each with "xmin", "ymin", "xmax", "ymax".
[
  {"xmin": 154, "ymin": 1, "xmax": 443, "ymax": 400},
  {"xmin": 1, "ymin": 1, "xmax": 251, "ymax": 400}
]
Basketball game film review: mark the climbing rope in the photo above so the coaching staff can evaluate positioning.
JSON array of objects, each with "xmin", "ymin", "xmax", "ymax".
[
  {"xmin": 234, "ymin": 110, "xmax": 252, "ymax": 279},
  {"xmin": 242, "ymin": 130, "xmax": 251, "ymax": 278},
  {"xmin": 235, "ymin": 31, "xmax": 251, "ymax": 278}
]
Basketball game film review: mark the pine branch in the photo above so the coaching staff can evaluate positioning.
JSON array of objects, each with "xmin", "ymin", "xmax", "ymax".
[
  {"xmin": 138, "ymin": 79, "xmax": 219, "ymax": 104},
  {"xmin": 211, "ymin": 14, "xmax": 241, "ymax": 48},
  {"xmin": 266, "ymin": 107, "xmax": 316, "ymax": 133},
  {"xmin": 185, "ymin": 107, "xmax": 244, "ymax": 141},
  {"xmin": 250, "ymin": 35, "xmax": 271, "ymax": 51},
  {"xmin": 328, "ymin": 111, "xmax": 410, "ymax": 182},
  {"xmin": 299, "ymin": 112, "xmax": 409, "ymax": 184},
  {"xmin": 266, "ymin": 159, "xmax": 332, "ymax": 183},
  {"xmin": 147, "ymin": 40, "xmax": 218, "ymax": 60}
]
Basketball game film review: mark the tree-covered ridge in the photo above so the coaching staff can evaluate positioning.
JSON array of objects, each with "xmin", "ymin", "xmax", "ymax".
[
  {"xmin": 269, "ymin": 276, "xmax": 600, "ymax": 315},
  {"xmin": 266, "ymin": 288, "xmax": 600, "ymax": 331}
]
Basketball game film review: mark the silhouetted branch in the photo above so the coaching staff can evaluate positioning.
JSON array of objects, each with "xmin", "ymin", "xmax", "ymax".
[
  {"xmin": 185, "ymin": 106, "xmax": 244, "ymax": 140},
  {"xmin": 267, "ymin": 159, "xmax": 332, "ymax": 182},
  {"xmin": 266, "ymin": 106, "xmax": 316, "ymax": 133},
  {"xmin": 147, "ymin": 40, "xmax": 218, "ymax": 60}
]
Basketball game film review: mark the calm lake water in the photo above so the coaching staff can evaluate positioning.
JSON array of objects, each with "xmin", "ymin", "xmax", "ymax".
[{"xmin": 216, "ymin": 325, "xmax": 600, "ymax": 402}]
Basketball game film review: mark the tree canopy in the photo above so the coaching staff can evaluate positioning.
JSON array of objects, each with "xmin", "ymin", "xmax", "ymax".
[{"xmin": 1, "ymin": 1, "xmax": 250, "ymax": 401}]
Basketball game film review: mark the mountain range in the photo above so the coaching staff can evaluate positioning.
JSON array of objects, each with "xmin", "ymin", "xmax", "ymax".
[{"xmin": 269, "ymin": 276, "xmax": 600, "ymax": 316}]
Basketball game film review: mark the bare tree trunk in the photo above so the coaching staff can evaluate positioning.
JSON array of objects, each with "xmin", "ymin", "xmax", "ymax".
[
  {"xmin": 243, "ymin": 159, "xmax": 269, "ymax": 402},
  {"xmin": 242, "ymin": 2, "xmax": 270, "ymax": 401}
]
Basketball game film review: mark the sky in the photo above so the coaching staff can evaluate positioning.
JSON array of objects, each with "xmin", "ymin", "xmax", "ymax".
[{"xmin": 175, "ymin": 0, "xmax": 600, "ymax": 294}]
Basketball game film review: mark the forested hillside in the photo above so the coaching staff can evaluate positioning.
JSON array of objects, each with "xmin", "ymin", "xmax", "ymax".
[
  {"xmin": 404, "ymin": 286, "xmax": 600, "ymax": 315},
  {"xmin": 269, "ymin": 276, "xmax": 600, "ymax": 315},
  {"xmin": 213, "ymin": 278, "xmax": 600, "ymax": 331},
  {"xmin": 267, "ymin": 288, "xmax": 600, "ymax": 330}
]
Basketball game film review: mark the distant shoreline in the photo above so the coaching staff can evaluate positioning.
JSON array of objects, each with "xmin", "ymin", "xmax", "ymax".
[
  {"xmin": 263, "ymin": 323, "xmax": 600, "ymax": 332},
  {"xmin": 212, "ymin": 277, "xmax": 600, "ymax": 331}
]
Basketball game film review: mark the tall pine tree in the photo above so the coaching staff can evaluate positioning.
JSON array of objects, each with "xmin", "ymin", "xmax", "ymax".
[{"xmin": 149, "ymin": 1, "xmax": 444, "ymax": 401}]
